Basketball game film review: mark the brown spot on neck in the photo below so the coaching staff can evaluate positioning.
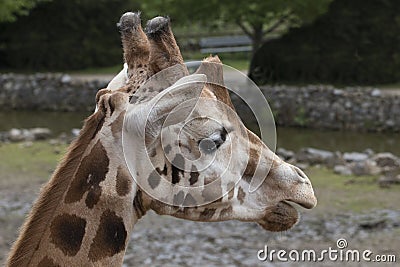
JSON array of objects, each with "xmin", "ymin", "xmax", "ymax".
[
  {"xmin": 88, "ymin": 210, "xmax": 127, "ymax": 262},
  {"xmin": 65, "ymin": 140, "xmax": 109, "ymax": 208},
  {"xmin": 50, "ymin": 214, "xmax": 86, "ymax": 256},
  {"xmin": 116, "ymin": 166, "xmax": 132, "ymax": 196},
  {"xmin": 38, "ymin": 256, "xmax": 60, "ymax": 267}
]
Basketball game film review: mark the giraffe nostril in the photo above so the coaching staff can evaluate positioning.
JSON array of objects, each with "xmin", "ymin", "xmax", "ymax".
[{"xmin": 293, "ymin": 166, "xmax": 307, "ymax": 180}]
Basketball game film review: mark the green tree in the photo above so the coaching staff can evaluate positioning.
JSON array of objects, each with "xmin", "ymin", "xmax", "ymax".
[
  {"xmin": 0, "ymin": 0, "xmax": 50, "ymax": 22},
  {"xmin": 141, "ymin": 0, "xmax": 332, "ymax": 54}
]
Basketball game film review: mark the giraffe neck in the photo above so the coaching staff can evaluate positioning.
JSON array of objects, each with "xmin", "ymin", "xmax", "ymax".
[{"xmin": 7, "ymin": 108, "xmax": 147, "ymax": 267}]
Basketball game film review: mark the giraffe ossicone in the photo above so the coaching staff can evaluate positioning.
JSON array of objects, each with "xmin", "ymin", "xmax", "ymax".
[{"xmin": 6, "ymin": 11, "xmax": 317, "ymax": 267}]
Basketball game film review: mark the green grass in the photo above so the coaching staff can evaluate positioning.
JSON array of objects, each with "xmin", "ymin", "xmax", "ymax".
[
  {"xmin": 305, "ymin": 167, "xmax": 400, "ymax": 213},
  {"xmin": 0, "ymin": 142, "xmax": 67, "ymax": 189}
]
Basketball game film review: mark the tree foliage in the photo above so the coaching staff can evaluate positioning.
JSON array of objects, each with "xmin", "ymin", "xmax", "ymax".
[
  {"xmin": 250, "ymin": 0, "xmax": 400, "ymax": 85},
  {"xmin": 141, "ymin": 0, "xmax": 332, "ymax": 52},
  {"xmin": 0, "ymin": 0, "xmax": 50, "ymax": 23},
  {"xmin": 0, "ymin": 0, "xmax": 138, "ymax": 71}
]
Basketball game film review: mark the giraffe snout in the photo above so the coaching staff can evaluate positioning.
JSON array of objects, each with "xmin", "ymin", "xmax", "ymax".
[{"xmin": 268, "ymin": 162, "xmax": 317, "ymax": 209}]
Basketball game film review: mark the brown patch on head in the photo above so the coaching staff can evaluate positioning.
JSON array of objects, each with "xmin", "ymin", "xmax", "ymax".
[
  {"xmin": 189, "ymin": 165, "xmax": 199, "ymax": 185},
  {"xmin": 227, "ymin": 182, "xmax": 235, "ymax": 200},
  {"xmin": 202, "ymin": 178, "xmax": 222, "ymax": 203},
  {"xmin": 148, "ymin": 170, "xmax": 161, "ymax": 189},
  {"xmin": 65, "ymin": 140, "xmax": 109, "ymax": 208},
  {"xmin": 242, "ymin": 131, "xmax": 264, "ymax": 181},
  {"xmin": 200, "ymin": 208, "xmax": 216, "ymax": 220},
  {"xmin": 116, "ymin": 166, "xmax": 132, "ymax": 196},
  {"xmin": 244, "ymin": 147, "xmax": 261, "ymax": 178},
  {"xmin": 88, "ymin": 210, "xmax": 127, "ymax": 262},
  {"xmin": 220, "ymin": 206, "xmax": 233, "ymax": 219},
  {"xmin": 237, "ymin": 187, "xmax": 246, "ymax": 204},
  {"xmin": 147, "ymin": 164, "xmax": 168, "ymax": 190},
  {"xmin": 50, "ymin": 214, "xmax": 86, "ymax": 256},
  {"xmin": 171, "ymin": 154, "xmax": 185, "ymax": 184},
  {"xmin": 164, "ymin": 144, "xmax": 172, "ymax": 154},
  {"xmin": 183, "ymin": 193, "xmax": 197, "ymax": 206},
  {"xmin": 157, "ymin": 164, "xmax": 168, "ymax": 175},
  {"xmin": 38, "ymin": 256, "xmax": 60, "ymax": 267},
  {"xmin": 173, "ymin": 191, "xmax": 185, "ymax": 206}
]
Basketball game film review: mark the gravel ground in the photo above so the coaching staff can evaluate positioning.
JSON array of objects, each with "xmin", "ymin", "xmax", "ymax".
[
  {"xmin": 2, "ymin": 191, "xmax": 398, "ymax": 266},
  {"xmin": 125, "ymin": 210, "xmax": 400, "ymax": 267}
]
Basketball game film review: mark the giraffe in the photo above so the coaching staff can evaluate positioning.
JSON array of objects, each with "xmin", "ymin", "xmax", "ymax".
[{"xmin": 6, "ymin": 12, "xmax": 317, "ymax": 267}]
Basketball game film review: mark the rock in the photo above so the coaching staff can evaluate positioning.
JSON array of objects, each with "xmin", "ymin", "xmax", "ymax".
[
  {"xmin": 333, "ymin": 89, "xmax": 343, "ymax": 95},
  {"xmin": 372, "ymin": 152, "xmax": 400, "ymax": 168},
  {"xmin": 363, "ymin": 148, "xmax": 375, "ymax": 156},
  {"xmin": 8, "ymin": 128, "xmax": 25, "ymax": 142},
  {"xmin": 8, "ymin": 128, "xmax": 51, "ymax": 142},
  {"xmin": 378, "ymin": 175, "xmax": 400, "ymax": 188},
  {"xmin": 343, "ymin": 152, "xmax": 369, "ymax": 162},
  {"xmin": 381, "ymin": 166, "xmax": 400, "ymax": 177},
  {"xmin": 30, "ymin": 128, "xmax": 52, "ymax": 140},
  {"xmin": 296, "ymin": 147, "xmax": 334, "ymax": 165},
  {"xmin": 276, "ymin": 148, "xmax": 295, "ymax": 161},
  {"xmin": 296, "ymin": 163, "xmax": 309, "ymax": 170},
  {"xmin": 333, "ymin": 165, "xmax": 352, "ymax": 176},
  {"xmin": 349, "ymin": 160, "xmax": 381, "ymax": 176},
  {"xmin": 60, "ymin": 74, "xmax": 72, "ymax": 84},
  {"xmin": 49, "ymin": 139, "xmax": 60, "ymax": 145},
  {"xmin": 370, "ymin": 89, "xmax": 381, "ymax": 97},
  {"xmin": 326, "ymin": 151, "xmax": 346, "ymax": 168},
  {"xmin": 71, "ymin": 128, "xmax": 80, "ymax": 137}
]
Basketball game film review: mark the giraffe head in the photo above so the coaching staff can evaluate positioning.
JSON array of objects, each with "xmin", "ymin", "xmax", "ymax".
[
  {"xmin": 114, "ymin": 13, "xmax": 317, "ymax": 231},
  {"xmin": 102, "ymin": 11, "xmax": 318, "ymax": 232}
]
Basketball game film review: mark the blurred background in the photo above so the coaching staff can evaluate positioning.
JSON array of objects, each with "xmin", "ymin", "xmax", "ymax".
[{"xmin": 0, "ymin": 0, "xmax": 399, "ymax": 266}]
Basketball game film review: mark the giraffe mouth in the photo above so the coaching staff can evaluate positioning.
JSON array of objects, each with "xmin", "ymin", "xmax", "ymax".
[{"xmin": 257, "ymin": 201, "xmax": 299, "ymax": 232}]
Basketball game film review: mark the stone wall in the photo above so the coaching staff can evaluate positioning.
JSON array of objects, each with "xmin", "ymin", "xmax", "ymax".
[
  {"xmin": 1, "ymin": 73, "xmax": 399, "ymax": 132},
  {"xmin": 0, "ymin": 73, "xmax": 106, "ymax": 112},
  {"xmin": 233, "ymin": 85, "xmax": 400, "ymax": 132}
]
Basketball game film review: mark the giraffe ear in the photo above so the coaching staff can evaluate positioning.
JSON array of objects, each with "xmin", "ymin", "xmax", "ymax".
[
  {"xmin": 124, "ymin": 74, "xmax": 207, "ymax": 139},
  {"xmin": 195, "ymin": 56, "xmax": 224, "ymax": 86},
  {"xmin": 195, "ymin": 56, "xmax": 234, "ymax": 109}
]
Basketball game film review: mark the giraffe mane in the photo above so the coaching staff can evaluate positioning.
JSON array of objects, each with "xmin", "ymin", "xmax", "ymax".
[{"xmin": 7, "ymin": 109, "xmax": 106, "ymax": 267}]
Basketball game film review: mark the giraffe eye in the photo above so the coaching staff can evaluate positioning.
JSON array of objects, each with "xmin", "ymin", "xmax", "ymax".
[
  {"xmin": 198, "ymin": 138, "xmax": 217, "ymax": 154},
  {"xmin": 198, "ymin": 128, "xmax": 227, "ymax": 154}
]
